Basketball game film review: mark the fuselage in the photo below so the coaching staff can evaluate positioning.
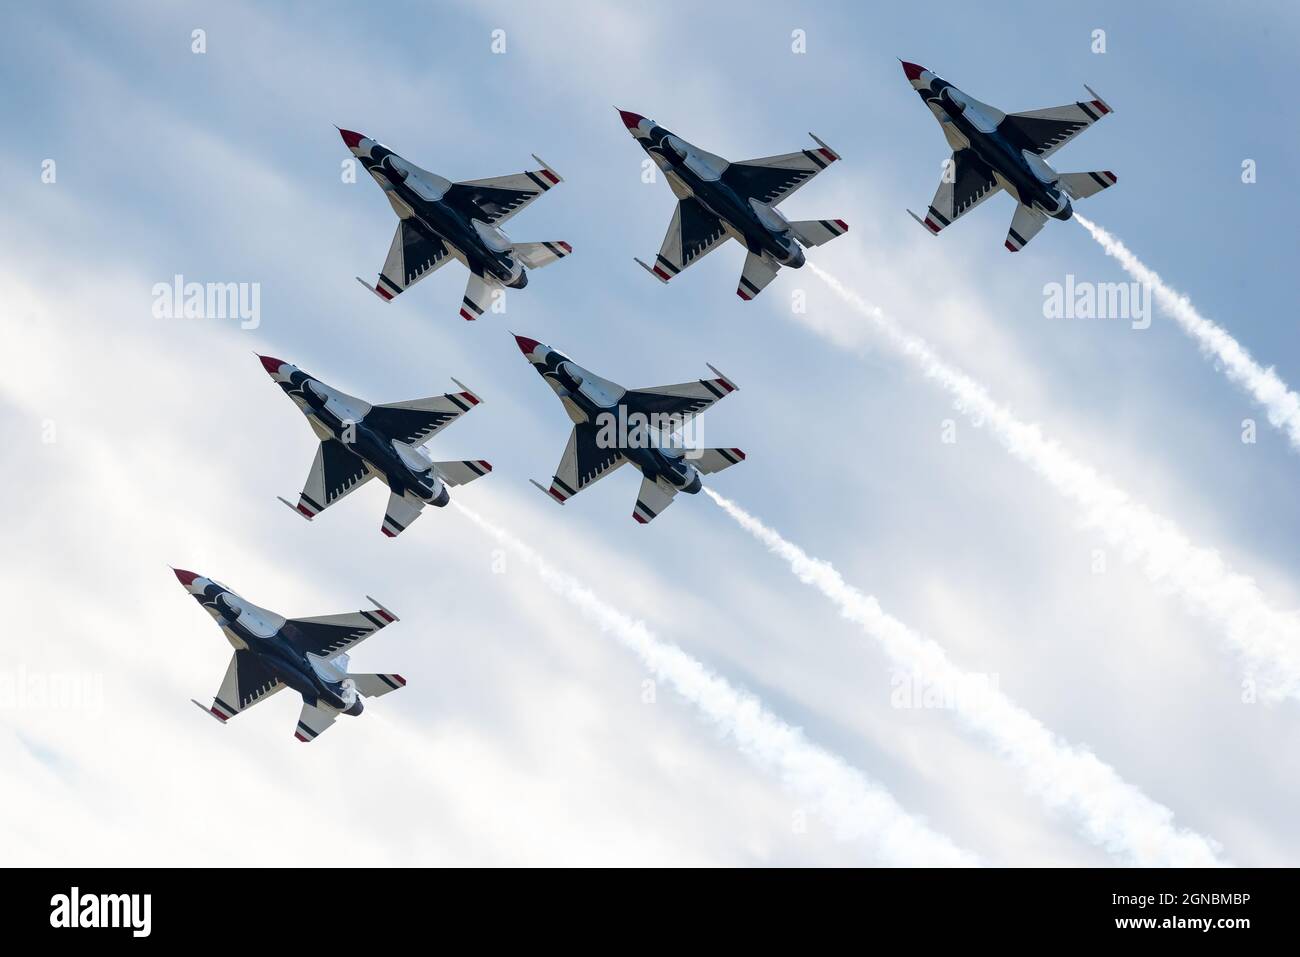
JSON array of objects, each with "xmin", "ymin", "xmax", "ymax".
[
  {"xmin": 350, "ymin": 136, "xmax": 526, "ymax": 287},
  {"xmin": 267, "ymin": 359, "xmax": 450, "ymax": 507},
  {"xmin": 627, "ymin": 116, "xmax": 806, "ymax": 267},
  {"xmin": 916, "ymin": 73, "xmax": 1073, "ymax": 221},
  {"xmin": 529, "ymin": 342, "xmax": 704, "ymax": 494},
  {"xmin": 195, "ymin": 578, "xmax": 362, "ymax": 715}
]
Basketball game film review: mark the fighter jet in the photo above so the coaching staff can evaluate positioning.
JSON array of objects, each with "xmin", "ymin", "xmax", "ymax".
[
  {"xmin": 259, "ymin": 355, "xmax": 492, "ymax": 538},
  {"xmin": 339, "ymin": 128, "xmax": 571, "ymax": 320},
  {"xmin": 515, "ymin": 335, "xmax": 745, "ymax": 523},
  {"xmin": 617, "ymin": 110, "xmax": 847, "ymax": 300},
  {"xmin": 899, "ymin": 62, "xmax": 1116, "ymax": 251},
  {"xmin": 174, "ymin": 569, "xmax": 404, "ymax": 742}
]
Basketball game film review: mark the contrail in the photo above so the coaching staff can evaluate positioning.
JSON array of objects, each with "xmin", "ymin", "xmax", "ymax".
[
  {"xmin": 452, "ymin": 501, "xmax": 978, "ymax": 867},
  {"xmin": 704, "ymin": 487, "xmax": 1226, "ymax": 867},
  {"xmin": 1076, "ymin": 213, "xmax": 1300, "ymax": 450},
  {"xmin": 807, "ymin": 262, "xmax": 1300, "ymax": 702}
]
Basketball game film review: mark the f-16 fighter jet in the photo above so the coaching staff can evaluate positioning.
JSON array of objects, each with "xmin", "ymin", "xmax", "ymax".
[
  {"xmin": 174, "ymin": 569, "xmax": 404, "ymax": 742},
  {"xmin": 338, "ymin": 128, "xmax": 571, "ymax": 320},
  {"xmin": 259, "ymin": 355, "xmax": 492, "ymax": 538},
  {"xmin": 514, "ymin": 335, "xmax": 745, "ymax": 524},
  {"xmin": 899, "ymin": 62, "xmax": 1116, "ymax": 251},
  {"xmin": 617, "ymin": 110, "xmax": 847, "ymax": 300}
]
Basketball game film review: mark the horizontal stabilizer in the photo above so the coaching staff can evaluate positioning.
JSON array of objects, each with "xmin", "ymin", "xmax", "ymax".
[
  {"xmin": 461, "ymin": 269, "xmax": 498, "ymax": 321},
  {"xmin": 434, "ymin": 459, "xmax": 493, "ymax": 487},
  {"xmin": 1005, "ymin": 203, "xmax": 1048, "ymax": 252},
  {"xmin": 381, "ymin": 490, "xmax": 425, "ymax": 539},
  {"xmin": 295, "ymin": 701, "xmax": 338, "ymax": 742},
  {"xmin": 513, "ymin": 240, "xmax": 573, "ymax": 270},
  {"xmin": 737, "ymin": 250, "xmax": 780, "ymax": 301},
  {"xmin": 633, "ymin": 475, "xmax": 677, "ymax": 525},
  {"xmin": 352, "ymin": 673, "xmax": 407, "ymax": 698},
  {"xmin": 1058, "ymin": 170, "xmax": 1118, "ymax": 201},
  {"xmin": 690, "ymin": 447, "xmax": 747, "ymax": 475},
  {"xmin": 788, "ymin": 218, "xmax": 849, "ymax": 248}
]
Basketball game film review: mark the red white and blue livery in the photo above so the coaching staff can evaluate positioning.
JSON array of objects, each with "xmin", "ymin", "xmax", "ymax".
[
  {"xmin": 618, "ymin": 110, "xmax": 847, "ymax": 300},
  {"xmin": 339, "ymin": 127, "xmax": 571, "ymax": 320},
  {"xmin": 900, "ymin": 61, "xmax": 1117, "ymax": 251},
  {"xmin": 174, "ymin": 568, "xmax": 405, "ymax": 743},
  {"xmin": 259, "ymin": 355, "xmax": 492, "ymax": 538},
  {"xmin": 515, "ymin": 335, "xmax": 745, "ymax": 524}
]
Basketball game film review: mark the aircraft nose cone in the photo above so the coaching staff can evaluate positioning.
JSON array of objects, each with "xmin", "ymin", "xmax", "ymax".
[
  {"xmin": 616, "ymin": 109, "xmax": 645, "ymax": 130},
  {"xmin": 514, "ymin": 334, "xmax": 542, "ymax": 356},
  {"xmin": 172, "ymin": 568, "xmax": 200, "ymax": 586},
  {"xmin": 337, "ymin": 127, "xmax": 365, "ymax": 149},
  {"xmin": 257, "ymin": 354, "xmax": 286, "ymax": 376},
  {"xmin": 899, "ymin": 60, "xmax": 927, "ymax": 81}
]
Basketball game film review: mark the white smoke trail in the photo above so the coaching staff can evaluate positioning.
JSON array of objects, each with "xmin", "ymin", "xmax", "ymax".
[
  {"xmin": 1075, "ymin": 213, "xmax": 1300, "ymax": 449},
  {"xmin": 704, "ymin": 487, "xmax": 1225, "ymax": 867},
  {"xmin": 808, "ymin": 262, "xmax": 1300, "ymax": 702},
  {"xmin": 452, "ymin": 501, "xmax": 978, "ymax": 867}
]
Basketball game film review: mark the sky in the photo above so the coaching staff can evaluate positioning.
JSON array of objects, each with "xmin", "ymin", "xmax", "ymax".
[{"xmin": 1, "ymin": 0, "xmax": 1297, "ymax": 866}]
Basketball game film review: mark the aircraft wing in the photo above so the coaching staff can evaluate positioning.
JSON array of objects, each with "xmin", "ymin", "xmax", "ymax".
[
  {"xmin": 635, "ymin": 197, "xmax": 729, "ymax": 283},
  {"xmin": 909, "ymin": 149, "xmax": 1002, "ymax": 236},
  {"xmin": 621, "ymin": 365, "xmax": 738, "ymax": 428},
  {"xmin": 359, "ymin": 220, "xmax": 452, "ymax": 302},
  {"xmin": 632, "ymin": 475, "xmax": 678, "ymax": 524},
  {"xmin": 281, "ymin": 439, "xmax": 376, "ymax": 521},
  {"xmin": 283, "ymin": 598, "xmax": 400, "ymax": 659},
  {"xmin": 194, "ymin": 650, "xmax": 285, "ymax": 723},
  {"xmin": 720, "ymin": 135, "xmax": 840, "ymax": 206},
  {"xmin": 535, "ymin": 422, "xmax": 626, "ymax": 504},
  {"xmin": 1002, "ymin": 88, "xmax": 1114, "ymax": 158},
  {"xmin": 442, "ymin": 155, "xmax": 563, "ymax": 226},
  {"xmin": 364, "ymin": 381, "xmax": 483, "ymax": 447}
]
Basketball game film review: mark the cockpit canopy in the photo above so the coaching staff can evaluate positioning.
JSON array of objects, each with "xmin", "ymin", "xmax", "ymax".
[
  {"xmin": 383, "ymin": 155, "xmax": 450, "ymax": 201},
  {"xmin": 561, "ymin": 362, "xmax": 623, "ymax": 407},
  {"xmin": 306, "ymin": 380, "xmax": 365, "ymax": 425},
  {"xmin": 942, "ymin": 86, "xmax": 1001, "ymax": 133},
  {"xmin": 664, "ymin": 135, "xmax": 726, "ymax": 181}
]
